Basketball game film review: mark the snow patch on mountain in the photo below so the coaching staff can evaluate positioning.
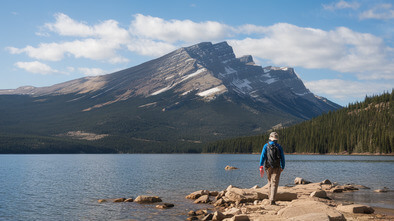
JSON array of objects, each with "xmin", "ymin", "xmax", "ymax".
[{"xmin": 197, "ymin": 85, "xmax": 227, "ymax": 98}]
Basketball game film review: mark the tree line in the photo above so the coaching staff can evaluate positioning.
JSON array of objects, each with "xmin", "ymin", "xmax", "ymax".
[{"xmin": 203, "ymin": 90, "xmax": 393, "ymax": 154}]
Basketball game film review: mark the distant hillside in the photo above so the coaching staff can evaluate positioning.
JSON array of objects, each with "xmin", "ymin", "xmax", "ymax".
[{"xmin": 204, "ymin": 90, "xmax": 393, "ymax": 154}]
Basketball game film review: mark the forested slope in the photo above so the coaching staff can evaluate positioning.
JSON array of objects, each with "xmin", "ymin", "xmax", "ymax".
[{"xmin": 203, "ymin": 90, "xmax": 393, "ymax": 154}]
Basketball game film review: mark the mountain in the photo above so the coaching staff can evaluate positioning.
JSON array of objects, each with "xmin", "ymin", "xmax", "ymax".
[
  {"xmin": 204, "ymin": 90, "xmax": 393, "ymax": 154},
  {"xmin": 0, "ymin": 42, "xmax": 341, "ymax": 153}
]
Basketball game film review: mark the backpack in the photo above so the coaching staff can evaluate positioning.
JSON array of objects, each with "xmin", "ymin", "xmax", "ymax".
[{"xmin": 265, "ymin": 142, "xmax": 281, "ymax": 168}]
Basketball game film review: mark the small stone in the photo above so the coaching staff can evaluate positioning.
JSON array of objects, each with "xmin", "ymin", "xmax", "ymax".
[
  {"xmin": 225, "ymin": 165, "xmax": 238, "ymax": 170},
  {"xmin": 196, "ymin": 209, "xmax": 208, "ymax": 215},
  {"xmin": 97, "ymin": 199, "xmax": 106, "ymax": 203},
  {"xmin": 124, "ymin": 198, "xmax": 133, "ymax": 202},
  {"xmin": 113, "ymin": 198, "xmax": 125, "ymax": 203},
  {"xmin": 321, "ymin": 179, "xmax": 332, "ymax": 185},
  {"xmin": 374, "ymin": 187, "xmax": 390, "ymax": 192},
  {"xmin": 188, "ymin": 210, "xmax": 197, "ymax": 216},
  {"xmin": 331, "ymin": 187, "xmax": 344, "ymax": 193},
  {"xmin": 294, "ymin": 177, "xmax": 311, "ymax": 185},
  {"xmin": 155, "ymin": 203, "xmax": 174, "ymax": 209}
]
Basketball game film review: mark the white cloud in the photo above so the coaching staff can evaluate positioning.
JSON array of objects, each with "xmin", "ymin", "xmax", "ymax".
[
  {"xmin": 359, "ymin": 3, "xmax": 394, "ymax": 20},
  {"xmin": 8, "ymin": 13, "xmax": 130, "ymax": 63},
  {"xmin": 45, "ymin": 13, "xmax": 94, "ymax": 37},
  {"xmin": 6, "ymin": 13, "xmax": 394, "ymax": 82},
  {"xmin": 305, "ymin": 79, "xmax": 392, "ymax": 101},
  {"xmin": 15, "ymin": 61, "xmax": 59, "ymax": 75},
  {"xmin": 228, "ymin": 23, "xmax": 394, "ymax": 80},
  {"xmin": 129, "ymin": 14, "xmax": 233, "ymax": 43},
  {"xmin": 78, "ymin": 67, "xmax": 106, "ymax": 76},
  {"xmin": 323, "ymin": 0, "xmax": 360, "ymax": 10}
]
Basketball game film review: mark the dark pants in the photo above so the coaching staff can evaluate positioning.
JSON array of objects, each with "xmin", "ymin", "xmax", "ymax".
[{"xmin": 266, "ymin": 167, "xmax": 281, "ymax": 202}]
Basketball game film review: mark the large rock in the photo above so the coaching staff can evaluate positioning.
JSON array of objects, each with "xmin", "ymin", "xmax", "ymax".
[
  {"xmin": 223, "ymin": 187, "xmax": 267, "ymax": 203},
  {"xmin": 186, "ymin": 190, "xmax": 210, "ymax": 199},
  {"xmin": 310, "ymin": 190, "xmax": 328, "ymax": 199},
  {"xmin": 278, "ymin": 200, "xmax": 345, "ymax": 221},
  {"xmin": 194, "ymin": 195, "xmax": 210, "ymax": 204},
  {"xmin": 134, "ymin": 195, "xmax": 162, "ymax": 203},
  {"xmin": 336, "ymin": 204, "xmax": 374, "ymax": 214}
]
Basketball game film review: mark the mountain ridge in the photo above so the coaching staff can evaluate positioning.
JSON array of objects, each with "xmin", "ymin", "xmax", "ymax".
[{"xmin": 0, "ymin": 41, "xmax": 341, "ymax": 153}]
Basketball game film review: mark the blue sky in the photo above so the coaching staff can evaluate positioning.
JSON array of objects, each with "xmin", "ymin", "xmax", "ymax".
[{"xmin": 1, "ymin": 0, "xmax": 393, "ymax": 106}]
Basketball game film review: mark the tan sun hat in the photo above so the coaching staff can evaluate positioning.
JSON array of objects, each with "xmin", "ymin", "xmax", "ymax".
[{"xmin": 269, "ymin": 132, "xmax": 279, "ymax": 141}]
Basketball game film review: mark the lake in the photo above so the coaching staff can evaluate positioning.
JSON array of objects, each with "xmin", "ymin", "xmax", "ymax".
[{"xmin": 0, "ymin": 154, "xmax": 393, "ymax": 220}]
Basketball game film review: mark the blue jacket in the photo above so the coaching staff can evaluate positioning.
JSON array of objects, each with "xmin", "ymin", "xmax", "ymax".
[{"xmin": 259, "ymin": 141, "xmax": 285, "ymax": 169}]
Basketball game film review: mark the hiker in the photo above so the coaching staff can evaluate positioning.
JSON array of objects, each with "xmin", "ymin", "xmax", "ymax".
[{"xmin": 259, "ymin": 132, "xmax": 285, "ymax": 205}]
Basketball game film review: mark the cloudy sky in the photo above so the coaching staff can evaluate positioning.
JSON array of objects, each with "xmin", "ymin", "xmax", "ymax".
[{"xmin": 1, "ymin": 0, "xmax": 393, "ymax": 106}]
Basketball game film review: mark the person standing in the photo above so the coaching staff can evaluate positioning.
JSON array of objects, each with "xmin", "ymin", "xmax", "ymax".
[{"xmin": 259, "ymin": 132, "xmax": 285, "ymax": 205}]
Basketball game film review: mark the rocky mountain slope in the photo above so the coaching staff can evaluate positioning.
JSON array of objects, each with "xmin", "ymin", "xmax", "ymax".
[{"xmin": 0, "ymin": 42, "xmax": 341, "ymax": 153}]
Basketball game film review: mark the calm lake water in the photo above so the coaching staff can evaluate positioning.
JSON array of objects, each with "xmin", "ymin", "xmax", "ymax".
[{"xmin": 0, "ymin": 154, "xmax": 393, "ymax": 220}]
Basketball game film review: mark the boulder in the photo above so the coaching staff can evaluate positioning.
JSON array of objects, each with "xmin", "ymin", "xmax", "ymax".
[
  {"xmin": 194, "ymin": 195, "xmax": 210, "ymax": 204},
  {"xmin": 223, "ymin": 208, "xmax": 241, "ymax": 216},
  {"xmin": 294, "ymin": 177, "xmax": 311, "ymax": 185},
  {"xmin": 216, "ymin": 190, "xmax": 226, "ymax": 200},
  {"xmin": 124, "ymin": 198, "xmax": 133, "ymax": 202},
  {"xmin": 223, "ymin": 187, "xmax": 267, "ymax": 203},
  {"xmin": 186, "ymin": 190, "xmax": 210, "ymax": 199},
  {"xmin": 310, "ymin": 190, "xmax": 328, "ymax": 199},
  {"xmin": 214, "ymin": 198, "xmax": 225, "ymax": 206},
  {"xmin": 337, "ymin": 204, "xmax": 374, "ymax": 214},
  {"xmin": 225, "ymin": 165, "xmax": 238, "ymax": 170},
  {"xmin": 134, "ymin": 195, "xmax": 162, "ymax": 203},
  {"xmin": 276, "ymin": 192, "xmax": 298, "ymax": 201},
  {"xmin": 278, "ymin": 200, "xmax": 345, "ymax": 221}
]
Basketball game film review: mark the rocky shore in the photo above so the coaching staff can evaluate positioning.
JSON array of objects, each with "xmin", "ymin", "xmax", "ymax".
[
  {"xmin": 184, "ymin": 177, "xmax": 393, "ymax": 221},
  {"xmin": 98, "ymin": 177, "xmax": 393, "ymax": 220}
]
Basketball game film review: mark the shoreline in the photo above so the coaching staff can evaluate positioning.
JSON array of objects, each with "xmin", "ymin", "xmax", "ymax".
[{"xmin": 183, "ymin": 178, "xmax": 394, "ymax": 220}]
